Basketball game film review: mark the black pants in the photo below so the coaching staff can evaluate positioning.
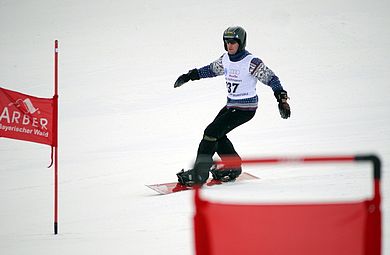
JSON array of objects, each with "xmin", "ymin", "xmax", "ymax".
[{"xmin": 195, "ymin": 107, "xmax": 256, "ymax": 174}]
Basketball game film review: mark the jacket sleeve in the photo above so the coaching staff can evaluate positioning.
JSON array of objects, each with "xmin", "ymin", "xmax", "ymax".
[
  {"xmin": 197, "ymin": 55, "xmax": 224, "ymax": 78},
  {"xmin": 250, "ymin": 57, "xmax": 284, "ymax": 92}
]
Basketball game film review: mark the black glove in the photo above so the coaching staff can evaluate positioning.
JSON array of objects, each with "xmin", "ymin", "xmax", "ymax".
[
  {"xmin": 274, "ymin": 90, "xmax": 291, "ymax": 119},
  {"xmin": 174, "ymin": 69, "xmax": 200, "ymax": 88}
]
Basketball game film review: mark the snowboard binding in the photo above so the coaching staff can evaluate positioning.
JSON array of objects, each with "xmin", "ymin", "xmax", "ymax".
[
  {"xmin": 176, "ymin": 169, "xmax": 197, "ymax": 187},
  {"xmin": 177, "ymin": 165, "xmax": 242, "ymax": 186},
  {"xmin": 210, "ymin": 165, "xmax": 242, "ymax": 182},
  {"xmin": 176, "ymin": 167, "xmax": 209, "ymax": 187}
]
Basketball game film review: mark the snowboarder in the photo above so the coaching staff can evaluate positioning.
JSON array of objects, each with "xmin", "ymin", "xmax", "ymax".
[{"xmin": 174, "ymin": 26, "xmax": 290, "ymax": 186}]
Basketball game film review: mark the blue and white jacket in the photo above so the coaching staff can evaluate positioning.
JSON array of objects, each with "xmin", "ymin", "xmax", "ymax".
[{"xmin": 197, "ymin": 50, "xmax": 284, "ymax": 111}]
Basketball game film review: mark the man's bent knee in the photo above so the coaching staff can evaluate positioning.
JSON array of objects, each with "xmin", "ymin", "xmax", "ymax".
[{"xmin": 203, "ymin": 135, "xmax": 217, "ymax": 142}]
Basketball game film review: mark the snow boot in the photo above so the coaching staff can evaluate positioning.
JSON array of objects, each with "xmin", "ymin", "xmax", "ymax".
[
  {"xmin": 176, "ymin": 167, "xmax": 210, "ymax": 187},
  {"xmin": 210, "ymin": 165, "xmax": 242, "ymax": 182}
]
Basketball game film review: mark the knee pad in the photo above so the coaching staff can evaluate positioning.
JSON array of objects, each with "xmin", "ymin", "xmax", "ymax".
[{"xmin": 203, "ymin": 135, "xmax": 217, "ymax": 142}]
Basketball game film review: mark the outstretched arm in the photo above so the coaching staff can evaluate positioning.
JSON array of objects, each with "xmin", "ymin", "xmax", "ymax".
[
  {"xmin": 250, "ymin": 57, "xmax": 283, "ymax": 91},
  {"xmin": 174, "ymin": 69, "xmax": 200, "ymax": 88},
  {"xmin": 174, "ymin": 56, "xmax": 224, "ymax": 88},
  {"xmin": 250, "ymin": 58, "xmax": 291, "ymax": 119}
]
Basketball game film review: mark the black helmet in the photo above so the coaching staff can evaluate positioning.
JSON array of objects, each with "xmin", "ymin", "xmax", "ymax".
[{"xmin": 223, "ymin": 26, "xmax": 247, "ymax": 52}]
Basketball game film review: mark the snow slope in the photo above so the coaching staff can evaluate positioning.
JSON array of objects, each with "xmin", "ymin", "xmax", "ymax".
[{"xmin": 1, "ymin": 0, "xmax": 389, "ymax": 254}]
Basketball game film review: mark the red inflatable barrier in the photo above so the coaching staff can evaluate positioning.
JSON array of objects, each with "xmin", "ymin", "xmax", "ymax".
[{"xmin": 194, "ymin": 155, "xmax": 381, "ymax": 255}]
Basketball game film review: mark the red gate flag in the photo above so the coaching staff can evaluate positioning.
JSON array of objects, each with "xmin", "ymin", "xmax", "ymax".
[
  {"xmin": 1, "ymin": 39, "xmax": 60, "ymax": 235},
  {"xmin": 0, "ymin": 87, "xmax": 56, "ymax": 146}
]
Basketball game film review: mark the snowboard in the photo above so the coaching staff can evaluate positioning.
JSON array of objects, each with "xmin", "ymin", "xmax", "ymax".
[{"xmin": 146, "ymin": 172, "xmax": 259, "ymax": 195}]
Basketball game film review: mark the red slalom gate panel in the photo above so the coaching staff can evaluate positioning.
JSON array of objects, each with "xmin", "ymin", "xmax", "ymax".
[{"xmin": 194, "ymin": 155, "xmax": 381, "ymax": 255}]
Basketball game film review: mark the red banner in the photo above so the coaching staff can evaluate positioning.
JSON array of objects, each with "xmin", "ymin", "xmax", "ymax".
[
  {"xmin": 194, "ymin": 155, "xmax": 382, "ymax": 255},
  {"xmin": 0, "ymin": 87, "xmax": 55, "ymax": 146},
  {"xmin": 195, "ymin": 197, "xmax": 379, "ymax": 255}
]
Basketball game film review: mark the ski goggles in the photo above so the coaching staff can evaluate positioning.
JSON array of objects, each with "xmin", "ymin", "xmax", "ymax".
[{"xmin": 224, "ymin": 39, "xmax": 239, "ymax": 44}]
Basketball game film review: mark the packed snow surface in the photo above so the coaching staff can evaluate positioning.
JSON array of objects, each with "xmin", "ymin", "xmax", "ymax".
[{"xmin": 1, "ymin": 0, "xmax": 389, "ymax": 254}]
